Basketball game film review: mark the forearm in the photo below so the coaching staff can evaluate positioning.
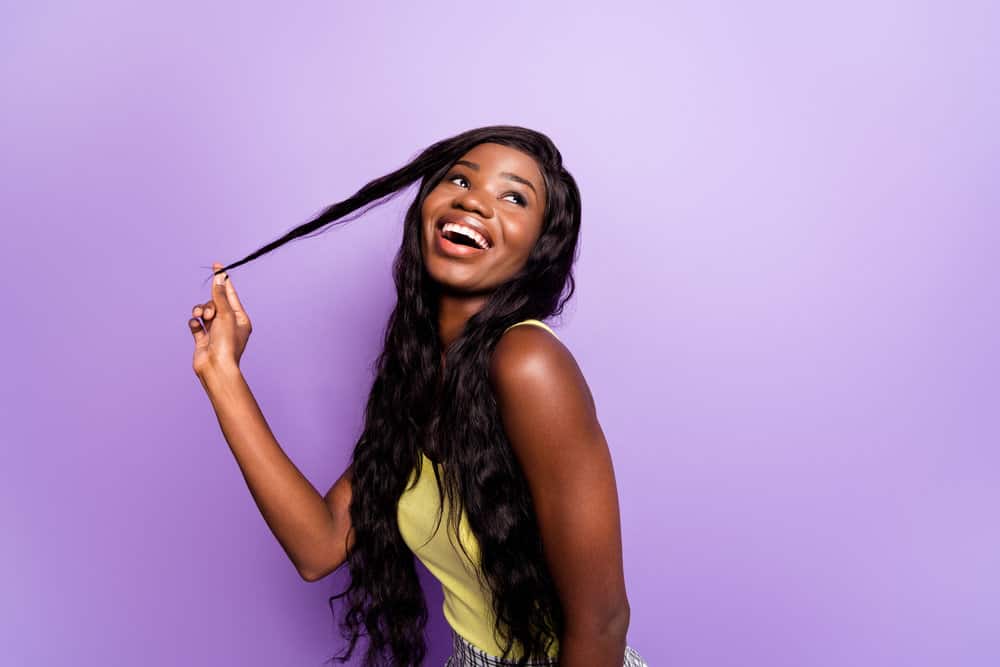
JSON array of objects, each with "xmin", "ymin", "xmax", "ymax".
[
  {"xmin": 558, "ymin": 613, "xmax": 630, "ymax": 667},
  {"xmin": 198, "ymin": 363, "xmax": 340, "ymax": 579}
]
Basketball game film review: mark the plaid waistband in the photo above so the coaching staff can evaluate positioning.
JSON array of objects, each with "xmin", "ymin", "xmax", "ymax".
[
  {"xmin": 446, "ymin": 628, "xmax": 649, "ymax": 666},
  {"xmin": 447, "ymin": 628, "xmax": 557, "ymax": 666}
]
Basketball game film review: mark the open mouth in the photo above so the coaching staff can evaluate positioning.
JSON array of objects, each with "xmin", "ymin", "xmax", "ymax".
[
  {"xmin": 442, "ymin": 226, "xmax": 488, "ymax": 249},
  {"xmin": 433, "ymin": 215, "xmax": 494, "ymax": 257},
  {"xmin": 436, "ymin": 225, "xmax": 489, "ymax": 256}
]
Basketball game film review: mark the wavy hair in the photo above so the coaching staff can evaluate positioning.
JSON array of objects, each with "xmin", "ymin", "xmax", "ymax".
[{"xmin": 212, "ymin": 125, "xmax": 582, "ymax": 666}]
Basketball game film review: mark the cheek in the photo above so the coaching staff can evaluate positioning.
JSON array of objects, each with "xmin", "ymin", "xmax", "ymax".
[
  {"xmin": 506, "ymin": 219, "xmax": 543, "ymax": 254},
  {"xmin": 495, "ymin": 228, "xmax": 541, "ymax": 275},
  {"xmin": 422, "ymin": 188, "xmax": 446, "ymax": 214},
  {"xmin": 420, "ymin": 197, "xmax": 434, "ymax": 222},
  {"xmin": 420, "ymin": 197, "xmax": 442, "ymax": 237}
]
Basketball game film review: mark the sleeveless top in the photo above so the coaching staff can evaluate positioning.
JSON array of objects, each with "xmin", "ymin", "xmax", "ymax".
[{"xmin": 395, "ymin": 319, "xmax": 561, "ymax": 659}]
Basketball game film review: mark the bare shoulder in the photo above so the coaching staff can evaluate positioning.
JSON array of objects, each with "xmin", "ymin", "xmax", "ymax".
[
  {"xmin": 490, "ymin": 323, "xmax": 596, "ymax": 420},
  {"xmin": 491, "ymin": 323, "xmax": 567, "ymax": 376}
]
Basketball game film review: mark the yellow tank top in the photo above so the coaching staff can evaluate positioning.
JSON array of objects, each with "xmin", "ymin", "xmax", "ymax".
[{"xmin": 395, "ymin": 319, "xmax": 561, "ymax": 658}]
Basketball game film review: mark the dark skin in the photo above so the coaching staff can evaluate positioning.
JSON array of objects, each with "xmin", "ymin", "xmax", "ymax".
[
  {"xmin": 190, "ymin": 143, "xmax": 629, "ymax": 665},
  {"xmin": 426, "ymin": 143, "xmax": 630, "ymax": 663},
  {"xmin": 421, "ymin": 142, "xmax": 548, "ymax": 353}
]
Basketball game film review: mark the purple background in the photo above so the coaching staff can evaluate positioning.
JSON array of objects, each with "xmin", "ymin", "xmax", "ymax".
[{"xmin": 2, "ymin": 1, "xmax": 997, "ymax": 665}]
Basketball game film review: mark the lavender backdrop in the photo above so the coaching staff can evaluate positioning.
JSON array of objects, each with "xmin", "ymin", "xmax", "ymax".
[{"xmin": 2, "ymin": 1, "xmax": 997, "ymax": 665}]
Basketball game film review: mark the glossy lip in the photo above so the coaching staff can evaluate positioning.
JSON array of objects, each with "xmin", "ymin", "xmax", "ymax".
[{"xmin": 435, "ymin": 213, "xmax": 494, "ymax": 249}]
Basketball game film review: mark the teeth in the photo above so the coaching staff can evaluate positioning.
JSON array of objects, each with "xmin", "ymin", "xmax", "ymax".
[{"xmin": 442, "ymin": 222, "xmax": 490, "ymax": 249}]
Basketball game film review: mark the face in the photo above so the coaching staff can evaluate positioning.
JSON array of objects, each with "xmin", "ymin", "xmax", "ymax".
[{"xmin": 422, "ymin": 142, "xmax": 547, "ymax": 294}]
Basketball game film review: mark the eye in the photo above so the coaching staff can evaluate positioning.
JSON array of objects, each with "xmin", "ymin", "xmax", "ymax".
[{"xmin": 446, "ymin": 173, "xmax": 528, "ymax": 207}]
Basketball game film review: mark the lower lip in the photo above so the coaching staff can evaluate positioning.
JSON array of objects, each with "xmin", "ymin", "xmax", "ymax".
[{"xmin": 435, "ymin": 227, "xmax": 489, "ymax": 257}]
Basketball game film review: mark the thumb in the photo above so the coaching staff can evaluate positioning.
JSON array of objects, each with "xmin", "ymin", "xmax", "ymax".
[{"xmin": 211, "ymin": 263, "xmax": 233, "ymax": 312}]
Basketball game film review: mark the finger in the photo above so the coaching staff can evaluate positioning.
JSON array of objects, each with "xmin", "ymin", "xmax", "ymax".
[
  {"xmin": 188, "ymin": 317, "xmax": 208, "ymax": 347},
  {"xmin": 223, "ymin": 274, "xmax": 247, "ymax": 316},
  {"xmin": 217, "ymin": 263, "xmax": 251, "ymax": 328},
  {"xmin": 211, "ymin": 261, "xmax": 246, "ymax": 313},
  {"xmin": 192, "ymin": 302, "xmax": 214, "ymax": 321},
  {"xmin": 211, "ymin": 263, "xmax": 234, "ymax": 314}
]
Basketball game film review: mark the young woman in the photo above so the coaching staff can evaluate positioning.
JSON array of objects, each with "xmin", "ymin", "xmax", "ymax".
[{"xmin": 188, "ymin": 126, "xmax": 648, "ymax": 667}]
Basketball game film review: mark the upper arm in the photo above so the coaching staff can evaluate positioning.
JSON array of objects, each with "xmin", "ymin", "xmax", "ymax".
[
  {"xmin": 320, "ymin": 462, "xmax": 356, "ymax": 571},
  {"xmin": 490, "ymin": 327, "xmax": 629, "ymax": 633}
]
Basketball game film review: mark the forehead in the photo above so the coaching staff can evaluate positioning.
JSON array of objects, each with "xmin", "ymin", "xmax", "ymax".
[{"xmin": 455, "ymin": 143, "xmax": 545, "ymax": 195}]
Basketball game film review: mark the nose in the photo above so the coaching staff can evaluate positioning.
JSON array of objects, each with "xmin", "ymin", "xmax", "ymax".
[{"xmin": 453, "ymin": 188, "xmax": 493, "ymax": 218}]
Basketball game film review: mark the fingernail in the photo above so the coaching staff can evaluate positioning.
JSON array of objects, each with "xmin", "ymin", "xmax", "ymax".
[{"xmin": 215, "ymin": 272, "xmax": 226, "ymax": 286}]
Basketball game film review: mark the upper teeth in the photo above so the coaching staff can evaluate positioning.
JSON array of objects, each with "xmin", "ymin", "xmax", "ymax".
[{"xmin": 442, "ymin": 222, "xmax": 491, "ymax": 249}]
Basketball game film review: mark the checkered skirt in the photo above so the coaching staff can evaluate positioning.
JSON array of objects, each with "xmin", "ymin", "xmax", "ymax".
[{"xmin": 444, "ymin": 627, "xmax": 650, "ymax": 666}]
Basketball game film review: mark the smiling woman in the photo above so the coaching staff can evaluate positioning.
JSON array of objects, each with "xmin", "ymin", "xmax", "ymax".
[
  {"xmin": 189, "ymin": 125, "xmax": 648, "ymax": 667},
  {"xmin": 419, "ymin": 142, "xmax": 549, "ymax": 306}
]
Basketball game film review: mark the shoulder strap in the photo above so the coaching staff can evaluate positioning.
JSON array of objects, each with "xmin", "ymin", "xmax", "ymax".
[{"xmin": 503, "ymin": 318, "xmax": 560, "ymax": 340}]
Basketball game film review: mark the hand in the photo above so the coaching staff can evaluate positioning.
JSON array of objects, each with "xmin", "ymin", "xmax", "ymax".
[{"xmin": 189, "ymin": 262, "xmax": 253, "ymax": 377}]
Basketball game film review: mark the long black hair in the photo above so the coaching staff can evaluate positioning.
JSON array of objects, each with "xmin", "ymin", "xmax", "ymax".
[{"xmin": 213, "ymin": 125, "xmax": 582, "ymax": 666}]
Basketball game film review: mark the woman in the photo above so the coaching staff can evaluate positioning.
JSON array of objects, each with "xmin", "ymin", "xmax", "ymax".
[{"xmin": 188, "ymin": 126, "xmax": 648, "ymax": 667}]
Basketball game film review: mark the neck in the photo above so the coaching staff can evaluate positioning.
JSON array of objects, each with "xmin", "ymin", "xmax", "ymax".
[{"xmin": 436, "ymin": 291, "xmax": 490, "ymax": 350}]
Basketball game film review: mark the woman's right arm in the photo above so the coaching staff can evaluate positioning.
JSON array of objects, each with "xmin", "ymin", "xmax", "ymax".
[
  {"xmin": 198, "ymin": 364, "xmax": 355, "ymax": 582},
  {"xmin": 189, "ymin": 263, "xmax": 352, "ymax": 581}
]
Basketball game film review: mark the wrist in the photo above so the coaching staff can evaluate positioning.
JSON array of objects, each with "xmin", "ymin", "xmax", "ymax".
[{"xmin": 198, "ymin": 360, "xmax": 243, "ymax": 390}]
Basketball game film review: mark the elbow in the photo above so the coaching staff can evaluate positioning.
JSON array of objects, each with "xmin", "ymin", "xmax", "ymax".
[
  {"xmin": 298, "ymin": 562, "xmax": 329, "ymax": 583},
  {"xmin": 606, "ymin": 600, "xmax": 630, "ymax": 635},
  {"xmin": 300, "ymin": 557, "xmax": 347, "ymax": 583},
  {"xmin": 566, "ymin": 600, "xmax": 630, "ymax": 638}
]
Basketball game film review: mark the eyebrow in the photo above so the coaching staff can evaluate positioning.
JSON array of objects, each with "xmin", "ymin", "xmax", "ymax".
[{"xmin": 453, "ymin": 160, "xmax": 538, "ymax": 196}]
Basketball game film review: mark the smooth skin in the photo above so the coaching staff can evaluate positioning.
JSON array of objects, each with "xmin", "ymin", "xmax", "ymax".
[{"xmin": 189, "ymin": 143, "xmax": 629, "ymax": 666}]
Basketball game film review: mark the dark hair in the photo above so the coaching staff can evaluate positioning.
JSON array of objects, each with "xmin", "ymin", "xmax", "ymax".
[{"xmin": 213, "ymin": 125, "xmax": 582, "ymax": 667}]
